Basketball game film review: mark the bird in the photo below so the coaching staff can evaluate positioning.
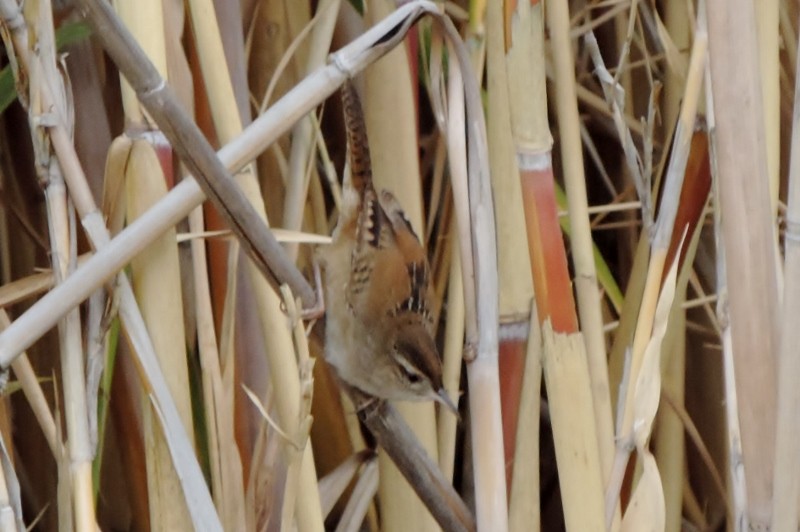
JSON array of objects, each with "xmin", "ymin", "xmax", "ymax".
[{"xmin": 321, "ymin": 81, "xmax": 457, "ymax": 415}]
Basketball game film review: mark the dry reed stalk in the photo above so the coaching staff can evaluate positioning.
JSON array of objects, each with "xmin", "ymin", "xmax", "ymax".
[
  {"xmin": 443, "ymin": 36, "xmax": 508, "ymax": 531},
  {"xmin": 485, "ymin": 0, "xmax": 533, "ymax": 496},
  {"xmin": 246, "ymin": 1, "xmax": 294, "ymax": 224},
  {"xmin": 114, "ymin": 1, "xmax": 196, "ymax": 527},
  {"xmin": 506, "ymin": 309, "xmax": 541, "ymax": 532},
  {"xmin": 573, "ymin": 82, "xmax": 648, "ymax": 139},
  {"xmin": 654, "ymin": 133, "xmax": 711, "ymax": 532},
  {"xmin": 643, "ymin": 143, "xmax": 711, "ymax": 529},
  {"xmin": 437, "ymin": 229, "xmax": 464, "ymax": 481},
  {"xmin": 486, "ymin": 0, "xmax": 534, "ymax": 327},
  {"xmin": 584, "ymin": 31, "xmax": 652, "ymax": 232},
  {"xmin": 770, "ymin": 24, "xmax": 800, "ymax": 530},
  {"xmin": 334, "ymin": 456, "xmax": 378, "ymax": 532},
  {"xmin": 662, "ymin": 0, "xmax": 690, "ymax": 130},
  {"xmin": 317, "ymin": 450, "xmax": 373, "ymax": 517},
  {"xmin": 517, "ymin": 35, "xmax": 605, "ymax": 532},
  {"xmin": 718, "ymin": 303, "xmax": 748, "ymax": 530},
  {"xmin": 607, "ymin": 233, "xmax": 651, "ymax": 409},
  {"xmin": 187, "ymin": 204, "xmax": 247, "ymax": 529},
  {"xmin": 617, "ymin": 259, "xmax": 680, "ymax": 531},
  {"xmin": 55, "ymin": 415, "xmax": 73, "ymax": 528},
  {"xmin": 0, "ymin": 259, "xmax": 90, "ymax": 307},
  {"xmin": 0, "ymin": 268, "xmax": 60, "ymax": 306},
  {"xmin": 113, "ymin": 0, "xmax": 166, "ymax": 123},
  {"xmin": 546, "ymin": 0, "xmax": 616, "ymax": 496},
  {"xmin": 463, "ymin": 1, "xmax": 486, "ymax": 93},
  {"xmin": 18, "ymin": 0, "xmax": 96, "ymax": 527},
  {"xmin": 186, "ymin": 224, "xmax": 233, "ymax": 524},
  {"xmin": 350, "ymin": 387, "xmax": 476, "ymax": 532},
  {"xmin": 590, "ymin": 5, "xmax": 708, "ymax": 530},
  {"xmin": 712, "ymin": 136, "xmax": 749, "ymax": 531},
  {"xmin": 236, "ymin": 275, "xmax": 324, "ymax": 532},
  {"xmin": 277, "ymin": 288, "xmax": 316, "ymax": 532},
  {"xmin": 756, "ymin": 0, "xmax": 781, "ymax": 213},
  {"xmin": 429, "ymin": 35, "xmax": 466, "ymax": 481},
  {"xmin": 604, "ymin": 6, "xmax": 706, "ymax": 522},
  {"xmin": 659, "ymin": 8, "xmax": 691, "ymax": 531},
  {"xmin": 125, "ymin": 138, "xmax": 194, "ymax": 528},
  {"xmin": 426, "ymin": 28, "xmax": 472, "ymax": 480},
  {"xmin": 84, "ymin": 287, "xmax": 109, "ymax": 490},
  {"xmin": 706, "ymin": 0, "xmax": 780, "ymax": 526},
  {"xmin": 1, "ymin": 328, "xmax": 59, "ymax": 457},
  {"xmin": 523, "ymin": 2, "xmax": 608, "ymax": 529},
  {"xmin": 503, "ymin": 1, "xmax": 548, "ymax": 529}
]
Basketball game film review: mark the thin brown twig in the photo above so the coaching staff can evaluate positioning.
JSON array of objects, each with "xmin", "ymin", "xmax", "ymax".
[{"xmin": 347, "ymin": 386, "xmax": 476, "ymax": 532}]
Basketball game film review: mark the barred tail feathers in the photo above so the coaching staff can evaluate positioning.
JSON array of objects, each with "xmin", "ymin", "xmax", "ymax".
[{"xmin": 341, "ymin": 82, "xmax": 373, "ymax": 198}]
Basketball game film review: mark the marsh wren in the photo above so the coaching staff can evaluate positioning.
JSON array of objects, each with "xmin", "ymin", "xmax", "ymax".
[{"xmin": 322, "ymin": 82, "xmax": 457, "ymax": 415}]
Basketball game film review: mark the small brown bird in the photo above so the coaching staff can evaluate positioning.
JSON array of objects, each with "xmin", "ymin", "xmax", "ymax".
[{"xmin": 322, "ymin": 82, "xmax": 457, "ymax": 414}]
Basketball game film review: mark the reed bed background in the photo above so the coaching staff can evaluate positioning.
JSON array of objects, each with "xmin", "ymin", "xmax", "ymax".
[{"xmin": 0, "ymin": 0, "xmax": 794, "ymax": 530}]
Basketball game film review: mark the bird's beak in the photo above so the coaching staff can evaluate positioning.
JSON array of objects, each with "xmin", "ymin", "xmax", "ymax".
[{"xmin": 436, "ymin": 388, "xmax": 460, "ymax": 418}]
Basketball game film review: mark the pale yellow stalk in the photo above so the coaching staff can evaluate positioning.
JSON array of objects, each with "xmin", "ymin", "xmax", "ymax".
[
  {"xmin": 503, "ymin": 3, "xmax": 549, "ymax": 530},
  {"xmin": 278, "ymin": 287, "xmax": 315, "ymax": 532},
  {"xmin": 126, "ymin": 139, "xmax": 194, "ymax": 529},
  {"xmin": 654, "ymin": 293, "xmax": 686, "ymax": 532},
  {"xmin": 508, "ymin": 307, "xmax": 541, "ymax": 532},
  {"xmin": 485, "ymin": 0, "xmax": 533, "ymax": 324},
  {"xmin": 113, "ymin": 0, "xmax": 167, "ymax": 123},
  {"xmin": 186, "ymin": 0, "xmax": 325, "ymax": 528},
  {"xmin": 0, "ymin": 312, "xmax": 59, "ymax": 458},
  {"xmin": 619, "ymin": 262, "xmax": 680, "ymax": 532},
  {"xmin": 654, "ymin": 210, "xmax": 709, "ymax": 532},
  {"xmin": 546, "ymin": 0, "xmax": 615, "ymax": 491},
  {"xmin": 756, "ymin": 0, "xmax": 780, "ymax": 216},
  {"xmin": 187, "ymin": 204, "xmax": 247, "ymax": 530},
  {"xmin": 22, "ymin": 0, "xmax": 96, "ymax": 527},
  {"xmin": 542, "ymin": 324, "xmax": 606, "ymax": 530},
  {"xmin": 112, "ymin": 0, "xmax": 202, "ymax": 527},
  {"xmin": 437, "ymin": 227, "xmax": 464, "ymax": 481},
  {"xmin": 658, "ymin": 7, "xmax": 691, "ymax": 531}
]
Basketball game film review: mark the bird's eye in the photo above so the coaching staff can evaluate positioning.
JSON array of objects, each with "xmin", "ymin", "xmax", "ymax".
[
  {"xmin": 395, "ymin": 355, "xmax": 424, "ymax": 385},
  {"xmin": 404, "ymin": 369, "xmax": 422, "ymax": 384}
]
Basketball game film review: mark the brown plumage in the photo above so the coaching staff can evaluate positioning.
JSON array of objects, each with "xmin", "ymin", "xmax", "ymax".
[{"xmin": 322, "ymin": 82, "xmax": 456, "ymax": 413}]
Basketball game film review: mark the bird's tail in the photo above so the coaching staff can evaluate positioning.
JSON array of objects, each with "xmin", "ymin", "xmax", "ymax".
[{"xmin": 341, "ymin": 81, "xmax": 373, "ymax": 198}]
